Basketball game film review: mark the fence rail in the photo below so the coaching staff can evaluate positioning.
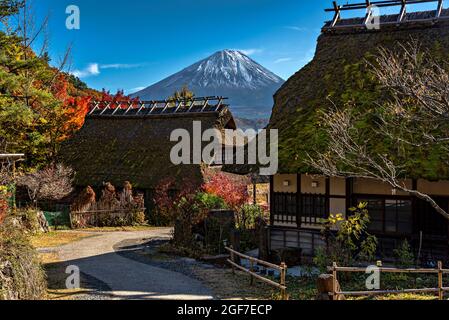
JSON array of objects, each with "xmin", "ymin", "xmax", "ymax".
[
  {"xmin": 225, "ymin": 246, "xmax": 288, "ymax": 300},
  {"xmin": 328, "ymin": 261, "xmax": 449, "ymax": 300}
]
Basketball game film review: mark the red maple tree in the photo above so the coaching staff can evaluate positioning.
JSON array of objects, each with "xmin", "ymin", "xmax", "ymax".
[
  {"xmin": 97, "ymin": 89, "xmax": 140, "ymax": 110},
  {"xmin": 202, "ymin": 173, "xmax": 249, "ymax": 210}
]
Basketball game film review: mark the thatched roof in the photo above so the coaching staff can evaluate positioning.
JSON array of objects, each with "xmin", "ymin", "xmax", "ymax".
[
  {"xmin": 269, "ymin": 9, "xmax": 449, "ymax": 179},
  {"xmin": 60, "ymin": 101, "xmax": 237, "ymax": 190},
  {"xmin": 225, "ymin": 9, "xmax": 449, "ymax": 179}
]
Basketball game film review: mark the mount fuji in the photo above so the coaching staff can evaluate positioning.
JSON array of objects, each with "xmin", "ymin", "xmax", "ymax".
[{"xmin": 131, "ymin": 50, "xmax": 284, "ymax": 124}]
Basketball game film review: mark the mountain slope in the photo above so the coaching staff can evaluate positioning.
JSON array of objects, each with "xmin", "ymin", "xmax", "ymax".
[{"xmin": 132, "ymin": 50, "xmax": 284, "ymax": 119}]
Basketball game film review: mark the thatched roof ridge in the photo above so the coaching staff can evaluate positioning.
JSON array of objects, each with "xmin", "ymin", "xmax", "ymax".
[{"xmin": 323, "ymin": 8, "xmax": 449, "ymax": 33}]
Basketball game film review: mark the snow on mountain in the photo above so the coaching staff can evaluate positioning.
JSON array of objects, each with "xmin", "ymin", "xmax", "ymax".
[{"xmin": 131, "ymin": 50, "xmax": 284, "ymax": 120}]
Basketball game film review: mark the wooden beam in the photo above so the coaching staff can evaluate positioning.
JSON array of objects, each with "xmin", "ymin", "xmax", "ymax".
[
  {"xmin": 398, "ymin": 0, "xmax": 407, "ymax": 23},
  {"xmin": 270, "ymin": 175, "xmax": 275, "ymax": 226},
  {"xmin": 174, "ymin": 100, "xmax": 183, "ymax": 113},
  {"xmin": 88, "ymin": 102, "xmax": 100, "ymax": 115},
  {"xmin": 346, "ymin": 177, "xmax": 353, "ymax": 211},
  {"xmin": 331, "ymin": 1, "xmax": 341, "ymax": 27},
  {"xmin": 123, "ymin": 101, "xmax": 134, "ymax": 115},
  {"xmin": 99, "ymin": 103, "xmax": 111, "ymax": 115},
  {"xmin": 297, "ymin": 173, "xmax": 302, "ymax": 228},
  {"xmin": 147, "ymin": 101, "xmax": 158, "ymax": 115},
  {"xmin": 326, "ymin": 177, "xmax": 331, "ymax": 217},
  {"xmin": 436, "ymin": 0, "xmax": 444, "ymax": 18},
  {"xmin": 215, "ymin": 97, "xmax": 224, "ymax": 112},
  {"xmin": 200, "ymin": 99, "xmax": 210, "ymax": 112}
]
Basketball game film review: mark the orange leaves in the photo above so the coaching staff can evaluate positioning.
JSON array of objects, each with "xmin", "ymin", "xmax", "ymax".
[
  {"xmin": 51, "ymin": 74, "xmax": 92, "ymax": 140},
  {"xmin": 202, "ymin": 173, "xmax": 249, "ymax": 210},
  {"xmin": 61, "ymin": 95, "xmax": 91, "ymax": 137},
  {"xmin": 98, "ymin": 89, "xmax": 140, "ymax": 110}
]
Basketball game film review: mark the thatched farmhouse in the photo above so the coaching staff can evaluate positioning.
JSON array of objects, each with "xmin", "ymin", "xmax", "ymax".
[
  {"xmin": 229, "ymin": 2, "xmax": 449, "ymax": 262},
  {"xmin": 60, "ymin": 97, "xmax": 240, "ymax": 210}
]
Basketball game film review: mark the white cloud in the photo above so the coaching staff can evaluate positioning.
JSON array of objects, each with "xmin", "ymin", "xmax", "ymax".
[
  {"xmin": 72, "ymin": 63, "xmax": 100, "ymax": 78},
  {"xmin": 274, "ymin": 57, "xmax": 293, "ymax": 64},
  {"xmin": 235, "ymin": 48, "xmax": 264, "ymax": 56},
  {"xmin": 72, "ymin": 62, "xmax": 143, "ymax": 78},
  {"xmin": 285, "ymin": 26, "xmax": 308, "ymax": 32},
  {"xmin": 126, "ymin": 86, "xmax": 146, "ymax": 94},
  {"xmin": 100, "ymin": 63, "xmax": 143, "ymax": 69}
]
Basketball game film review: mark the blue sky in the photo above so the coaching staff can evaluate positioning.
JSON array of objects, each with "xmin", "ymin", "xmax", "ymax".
[{"xmin": 33, "ymin": 0, "xmax": 443, "ymax": 94}]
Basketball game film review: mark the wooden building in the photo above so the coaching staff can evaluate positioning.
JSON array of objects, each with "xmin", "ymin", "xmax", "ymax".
[
  {"xmin": 226, "ymin": 1, "xmax": 449, "ymax": 262},
  {"xmin": 60, "ymin": 97, "xmax": 246, "ymax": 211}
]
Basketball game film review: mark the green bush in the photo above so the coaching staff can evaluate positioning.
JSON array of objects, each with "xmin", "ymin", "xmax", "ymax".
[
  {"xmin": 315, "ymin": 202, "xmax": 378, "ymax": 269},
  {"xmin": 238, "ymin": 204, "xmax": 264, "ymax": 230},
  {"xmin": 0, "ymin": 221, "xmax": 46, "ymax": 300},
  {"xmin": 196, "ymin": 193, "xmax": 228, "ymax": 210},
  {"xmin": 20, "ymin": 208, "xmax": 41, "ymax": 234},
  {"xmin": 394, "ymin": 240, "xmax": 415, "ymax": 268},
  {"xmin": 131, "ymin": 211, "xmax": 147, "ymax": 226}
]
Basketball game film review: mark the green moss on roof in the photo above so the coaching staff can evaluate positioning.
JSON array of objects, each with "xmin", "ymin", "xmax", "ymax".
[
  {"xmin": 60, "ymin": 109, "xmax": 235, "ymax": 189},
  {"xmin": 270, "ymin": 22, "xmax": 449, "ymax": 179}
]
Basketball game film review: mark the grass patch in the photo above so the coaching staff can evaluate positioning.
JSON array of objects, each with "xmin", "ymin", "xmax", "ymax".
[{"xmin": 31, "ymin": 231, "xmax": 94, "ymax": 248}]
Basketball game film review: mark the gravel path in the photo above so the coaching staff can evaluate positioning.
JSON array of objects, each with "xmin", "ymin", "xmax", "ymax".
[{"xmin": 55, "ymin": 228, "xmax": 213, "ymax": 300}]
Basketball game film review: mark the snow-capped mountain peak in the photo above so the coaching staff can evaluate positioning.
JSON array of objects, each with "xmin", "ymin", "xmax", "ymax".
[{"xmin": 132, "ymin": 50, "xmax": 285, "ymax": 119}]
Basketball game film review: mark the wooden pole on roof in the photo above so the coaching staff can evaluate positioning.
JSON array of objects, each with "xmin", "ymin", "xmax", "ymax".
[
  {"xmin": 397, "ymin": 0, "xmax": 407, "ymax": 23},
  {"xmin": 436, "ymin": 0, "xmax": 444, "ymax": 18},
  {"xmin": 331, "ymin": 1, "xmax": 341, "ymax": 27}
]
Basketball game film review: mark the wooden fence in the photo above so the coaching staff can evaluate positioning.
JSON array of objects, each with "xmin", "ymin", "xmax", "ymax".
[
  {"xmin": 69, "ymin": 208, "xmax": 144, "ymax": 228},
  {"xmin": 328, "ymin": 262, "xmax": 449, "ymax": 300},
  {"xmin": 225, "ymin": 246, "xmax": 288, "ymax": 300}
]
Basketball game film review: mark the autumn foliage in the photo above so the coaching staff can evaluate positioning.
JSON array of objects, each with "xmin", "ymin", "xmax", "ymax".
[
  {"xmin": 153, "ymin": 178, "xmax": 202, "ymax": 226},
  {"xmin": 202, "ymin": 172, "xmax": 249, "ymax": 210},
  {"xmin": 0, "ymin": 187, "xmax": 9, "ymax": 225},
  {"xmin": 51, "ymin": 74, "xmax": 91, "ymax": 140},
  {"xmin": 96, "ymin": 89, "xmax": 140, "ymax": 110}
]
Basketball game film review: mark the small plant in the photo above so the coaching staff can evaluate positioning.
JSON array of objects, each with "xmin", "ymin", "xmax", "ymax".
[
  {"xmin": 317, "ymin": 202, "xmax": 378, "ymax": 268},
  {"xmin": 131, "ymin": 211, "xmax": 147, "ymax": 226},
  {"xmin": 238, "ymin": 204, "xmax": 264, "ymax": 230},
  {"xmin": 394, "ymin": 240, "xmax": 415, "ymax": 268},
  {"xmin": 195, "ymin": 192, "xmax": 228, "ymax": 210},
  {"xmin": 0, "ymin": 186, "xmax": 9, "ymax": 225}
]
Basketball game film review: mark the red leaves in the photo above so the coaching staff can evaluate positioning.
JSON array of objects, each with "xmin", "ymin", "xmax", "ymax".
[
  {"xmin": 0, "ymin": 190, "xmax": 9, "ymax": 225},
  {"xmin": 98, "ymin": 90, "xmax": 140, "ymax": 110},
  {"xmin": 202, "ymin": 173, "xmax": 249, "ymax": 210},
  {"xmin": 51, "ymin": 74, "xmax": 92, "ymax": 140}
]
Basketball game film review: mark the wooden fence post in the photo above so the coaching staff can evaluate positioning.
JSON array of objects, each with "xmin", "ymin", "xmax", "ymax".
[
  {"xmin": 438, "ymin": 261, "xmax": 443, "ymax": 300},
  {"xmin": 230, "ymin": 245, "xmax": 235, "ymax": 274},
  {"xmin": 250, "ymin": 260, "xmax": 254, "ymax": 285},
  {"xmin": 332, "ymin": 262, "xmax": 338, "ymax": 301},
  {"xmin": 280, "ymin": 262, "xmax": 287, "ymax": 300}
]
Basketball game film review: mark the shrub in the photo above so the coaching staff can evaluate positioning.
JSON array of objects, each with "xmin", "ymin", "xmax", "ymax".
[
  {"xmin": 316, "ymin": 202, "xmax": 378, "ymax": 268},
  {"xmin": 394, "ymin": 240, "xmax": 415, "ymax": 268},
  {"xmin": 20, "ymin": 208, "xmax": 41, "ymax": 234},
  {"xmin": 238, "ymin": 204, "xmax": 264, "ymax": 230},
  {"xmin": 196, "ymin": 192, "xmax": 228, "ymax": 210},
  {"xmin": 131, "ymin": 211, "xmax": 147, "ymax": 226},
  {"xmin": 0, "ymin": 186, "xmax": 8, "ymax": 225},
  {"xmin": 202, "ymin": 172, "xmax": 249, "ymax": 210},
  {"xmin": 0, "ymin": 221, "xmax": 47, "ymax": 300}
]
